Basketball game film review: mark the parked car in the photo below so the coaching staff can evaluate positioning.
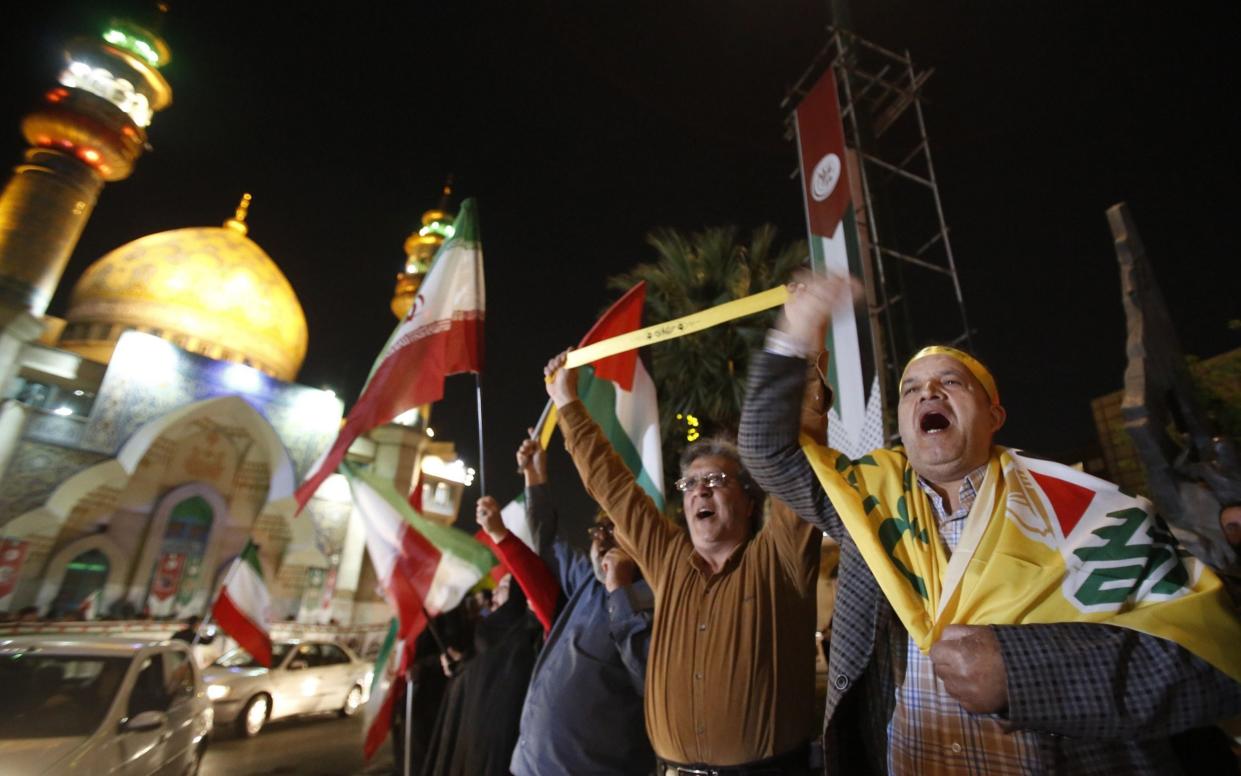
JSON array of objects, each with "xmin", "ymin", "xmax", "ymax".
[
  {"xmin": 202, "ymin": 640, "xmax": 371, "ymax": 737},
  {"xmin": 0, "ymin": 636, "xmax": 213, "ymax": 775}
]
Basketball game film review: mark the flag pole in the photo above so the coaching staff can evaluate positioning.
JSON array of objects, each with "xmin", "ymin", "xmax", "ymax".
[
  {"xmin": 474, "ymin": 373, "xmax": 486, "ymax": 496},
  {"xmin": 532, "ymin": 398, "xmax": 553, "ymax": 439},
  {"xmin": 420, "ymin": 606, "xmax": 449, "ymax": 653},
  {"xmin": 403, "ymin": 672, "xmax": 414, "ymax": 776}
]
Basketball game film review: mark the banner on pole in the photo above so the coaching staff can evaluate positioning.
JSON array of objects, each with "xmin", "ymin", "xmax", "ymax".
[{"xmin": 795, "ymin": 68, "xmax": 884, "ymax": 458}]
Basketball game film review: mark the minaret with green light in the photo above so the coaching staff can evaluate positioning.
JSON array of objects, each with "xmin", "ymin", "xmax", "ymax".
[
  {"xmin": 391, "ymin": 181, "xmax": 457, "ymax": 320},
  {"xmin": 0, "ymin": 17, "xmax": 172, "ymax": 318}
]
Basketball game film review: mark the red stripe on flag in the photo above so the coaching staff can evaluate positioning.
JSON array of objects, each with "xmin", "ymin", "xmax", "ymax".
[
  {"xmin": 795, "ymin": 72, "xmax": 853, "ymax": 238},
  {"xmin": 212, "ymin": 590, "xmax": 272, "ymax": 667},
  {"xmin": 295, "ymin": 317, "xmax": 483, "ymax": 508},
  {"xmin": 364, "ymin": 614, "xmax": 425, "ymax": 761},
  {"xmin": 363, "ymin": 681, "xmax": 398, "ymax": 761},
  {"xmin": 577, "ymin": 282, "xmax": 645, "ymax": 391},
  {"xmin": 388, "ymin": 524, "xmax": 441, "ymax": 638}
]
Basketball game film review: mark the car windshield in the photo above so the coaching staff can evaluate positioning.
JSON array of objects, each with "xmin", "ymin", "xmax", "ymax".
[
  {"xmin": 0, "ymin": 653, "xmax": 132, "ymax": 738},
  {"xmin": 213, "ymin": 642, "xmax": 291, "ymax": 669}
]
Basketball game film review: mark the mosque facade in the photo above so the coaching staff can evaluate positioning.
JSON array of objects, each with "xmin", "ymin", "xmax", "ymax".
[{"xmin": 0, "ymin": 17, "xmax": 468, "ymax": 628}]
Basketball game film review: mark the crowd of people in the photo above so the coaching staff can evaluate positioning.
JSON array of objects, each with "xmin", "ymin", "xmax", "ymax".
[{"xmin": 393, "ymin": 274, "xmax": 1241, "ymax": 775}]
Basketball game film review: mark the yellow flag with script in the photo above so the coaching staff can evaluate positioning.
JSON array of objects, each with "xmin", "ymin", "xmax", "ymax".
[{"xmin": 802, "ymin": 440, "xmax": 1241, "ymax": 682}]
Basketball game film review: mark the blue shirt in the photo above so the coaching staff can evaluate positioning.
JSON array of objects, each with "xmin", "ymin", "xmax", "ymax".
[{"xmin": 510, "ymin": 484, "xmax": 655, "ymax": 776}]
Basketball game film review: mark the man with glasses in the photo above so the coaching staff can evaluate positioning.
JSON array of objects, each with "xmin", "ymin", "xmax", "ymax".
[
  {"xmin": 543, "ymin": 350, "xmax": 821, "ymax": 775},
  {"xmin": 508, "ymin": 435, "xmax": 656, "ymax": 776}
]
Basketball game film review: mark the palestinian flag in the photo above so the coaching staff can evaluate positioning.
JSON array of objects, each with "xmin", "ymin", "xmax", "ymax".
[
  {"xmin": 295, "ymin": 198, "xmax": 485, "ymax": 509},
  {"xmin": 363, "ymin": 618, "xmax": 411, "ymax": 761},
  {"xmin": 212, "ymin": 540, "xmax": 272, "ymax": 667},
  {"xmin": 342, "ymin": 462, "xmax": 494, "ymax": 635},
  {"xmin": 540, "ymin": 282, "xmax": 665, "ymax": 508}
]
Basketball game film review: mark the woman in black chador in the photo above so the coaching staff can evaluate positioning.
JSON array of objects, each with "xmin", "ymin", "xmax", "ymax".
[{"xmin": 420, "ymin": 575, "xmax": 543, "ymax": 776}]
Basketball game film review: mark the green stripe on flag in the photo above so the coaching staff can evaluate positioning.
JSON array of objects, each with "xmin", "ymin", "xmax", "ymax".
[
  {"xmin": 578, "ymin": 367, "xmax": 664, "ymax": 509},
  {"xmin": 346, "ymin": 463, "xmax": 495, "ymax": 577},
  {"xmin": 447, "ymin": 198, "xmax": 480, "ymax": 244},
  {"xmin": 240, "ymin": 540, "xmax": 264, "ymax": 579},
  {"xmin": 371, "ymin": 618, "xmax": 398, "ymax": 697}
]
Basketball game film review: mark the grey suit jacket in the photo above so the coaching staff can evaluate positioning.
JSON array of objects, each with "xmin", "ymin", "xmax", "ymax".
[{"xmin": 738, "ymin": 350, "xmax": 1241, "ymax": 775}]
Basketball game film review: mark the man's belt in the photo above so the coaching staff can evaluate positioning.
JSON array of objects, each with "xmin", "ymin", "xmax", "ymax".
[{"xmin": 657, "ymin": 742, "xmax": 810, "ymax": 776}]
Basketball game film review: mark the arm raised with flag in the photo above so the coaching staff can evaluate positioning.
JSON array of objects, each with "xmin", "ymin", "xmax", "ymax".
[{"xmin": 476, "ymin": 496, "xmax": 560, "ymax": 634}]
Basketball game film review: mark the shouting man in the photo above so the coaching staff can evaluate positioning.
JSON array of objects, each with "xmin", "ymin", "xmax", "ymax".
[{"xmin": 739, "ymin": 273, "xmax": 1241, "ymax": 775}]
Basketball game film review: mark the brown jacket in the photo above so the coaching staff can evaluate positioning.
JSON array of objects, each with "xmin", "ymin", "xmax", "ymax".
[{"xmin": 559, "ymin": 400, "xmax": 820, "ymax": 766}]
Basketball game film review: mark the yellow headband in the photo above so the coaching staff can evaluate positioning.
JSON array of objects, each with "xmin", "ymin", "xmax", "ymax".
[{"xmin": 901, "ymin": 346, "xmax": 1000, "ymax": 405}]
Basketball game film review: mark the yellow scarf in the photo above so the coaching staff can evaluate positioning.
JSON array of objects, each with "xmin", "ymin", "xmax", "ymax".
[{"xmin": 802, "ymin": 440, "xmax": 1241, "ymax": 682}]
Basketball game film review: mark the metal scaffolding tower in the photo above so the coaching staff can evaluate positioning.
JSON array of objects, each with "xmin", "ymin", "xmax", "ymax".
[{"xmin": 785, "ymin": 27, "xmax": 974, "ymax": 437}]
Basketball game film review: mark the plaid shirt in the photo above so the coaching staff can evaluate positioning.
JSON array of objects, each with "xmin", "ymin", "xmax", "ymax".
[
  {"xmin": 739, "ymin": 350, "xmax": 1241, "ymax": 776},
  {"xmin": 883, "ymin": 469, "xmax": 1043, "ymax": 775}
]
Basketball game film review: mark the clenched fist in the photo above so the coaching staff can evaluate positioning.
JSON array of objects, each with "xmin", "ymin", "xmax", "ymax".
[
  {"xmin": 601, "ymin": 548, "xmax": 636, "ymax": 593},
  {"xmin": 929, "ymin": 624, "xmax": 1008, "ymax": 714}
]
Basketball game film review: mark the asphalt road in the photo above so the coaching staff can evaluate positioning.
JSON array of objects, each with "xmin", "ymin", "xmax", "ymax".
[{"xmin": 201, "ymin": 712, "xmax": 393, "ymax": 776}]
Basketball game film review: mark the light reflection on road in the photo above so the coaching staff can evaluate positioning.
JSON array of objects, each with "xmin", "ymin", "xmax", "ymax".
[{"xmin": 201, "ymin": 713, "xmax": 393, "ymax": 776}]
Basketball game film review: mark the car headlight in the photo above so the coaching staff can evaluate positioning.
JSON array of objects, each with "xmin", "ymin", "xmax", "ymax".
[{"xmin": 206, "ymin": 684, "xmax": 231, "ymax": 701}]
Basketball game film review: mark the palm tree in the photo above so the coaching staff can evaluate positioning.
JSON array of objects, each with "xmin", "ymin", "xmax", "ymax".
[{"xmin": 607, "ymin": 224, "xmax": 806, "ymax": 484}]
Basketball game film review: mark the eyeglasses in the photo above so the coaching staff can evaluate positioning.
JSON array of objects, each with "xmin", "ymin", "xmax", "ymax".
[
  {"xmin": 586, "ymin": 523, "xmax": 614, "ymax": 543},
  {"xmin": 673, "ymin": 471, "xmax": 735, "ymax": 493}
]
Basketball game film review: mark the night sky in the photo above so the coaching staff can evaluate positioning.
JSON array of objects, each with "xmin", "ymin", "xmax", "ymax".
[{"xmin": 3, "ymin": 2, "xmax": 1238, "ymax": 536}]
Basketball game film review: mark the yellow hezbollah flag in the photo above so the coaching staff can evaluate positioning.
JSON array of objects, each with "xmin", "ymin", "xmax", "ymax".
[{"xmin": 802, "ymin": 440, "xmax": 1241, "ymax": 682}]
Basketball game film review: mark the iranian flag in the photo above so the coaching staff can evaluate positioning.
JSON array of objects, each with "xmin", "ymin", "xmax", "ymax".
[
  {"xmin": 212, "ymin": 541, "xmax": 272, "ymax": 667},
  {"xmin": 539, "ymin": 282, "xmax": 664, "ymax": 508},
  {"xmin": 344, "ymin": 464, "xmax": 494, "ymax": 760},
  {"xmin": 363, "ymin": 618, "xmax": 409, "ymax": 761},
  {"xmin": 342, "ymin": 462, "xmax": 495, "ymax": 633},
  {"xmin": 295, "ymin": 198, "xmax": 485, "ymax": 509}
]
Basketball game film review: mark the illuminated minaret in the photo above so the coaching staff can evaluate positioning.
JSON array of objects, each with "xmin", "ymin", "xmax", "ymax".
[
  {"xmin": 0, "ymin": 18, "xmax": 172, "ymax": 317},
  {"xmin": 390, "ymin": 181, "xmax": 456, "ymax": 320}
]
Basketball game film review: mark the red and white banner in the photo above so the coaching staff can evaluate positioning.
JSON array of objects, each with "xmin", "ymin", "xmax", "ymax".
[
  {"xmin": 319, "ymin": 566, "xmax": 337, "ymax": 612},
  {"xmin": 150, "ymin": 553, "xmax": 186, "ymax": 601},
  {"xmin": 0, "ymin": 538, "xmax": 29, "ymax": 600}
]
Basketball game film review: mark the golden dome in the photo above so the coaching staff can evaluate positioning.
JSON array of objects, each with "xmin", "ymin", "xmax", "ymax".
[{"xmin": 59, "ymin": 196, "xmax": 308, "ymax": 381}]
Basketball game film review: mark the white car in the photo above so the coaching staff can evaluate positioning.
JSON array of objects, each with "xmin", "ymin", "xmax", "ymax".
[
  {"xmin": 0, "ymin": 637, "xmax": 213, "ymax": 775},
  {"xmin": 202, "ymin": 640, "xmax": 371, "ymax": 737}
]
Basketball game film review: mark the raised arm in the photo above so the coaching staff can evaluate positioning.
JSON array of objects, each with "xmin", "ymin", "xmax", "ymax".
[
  {"xmin": 739, "ymin": 273, "xmax": 858, "ymax": 542},
  {"xmin": 605, "ymin": 577, "xmax": 655, "ymax": 696},
  {"xmin": 740, "ymin": 351, "xmax": 847, "ymax": 541},
  {"xmin": 545, "ymin": 350, "xmax": 680, "ymax": 590},
  {"xmin": 517, "ymin": 437, "xmax": 594, "ymax": 596},
  {"xmin": 476, "ymin": 496, "xmax": 560, "ymax": 634},
  {"xmin": 516, "ymin": 437, "xmax": 554, "ymax": 555}
]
